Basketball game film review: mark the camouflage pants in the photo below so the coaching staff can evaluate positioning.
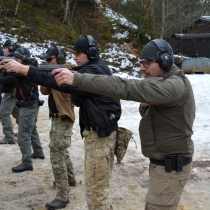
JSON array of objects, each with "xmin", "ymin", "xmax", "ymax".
[
  {"xmin": 49, "ymin": 118, "xmax": 75, "ymax": 201},
  {"xmin": 83, "ymin": 129, "xmax": 116, "ymax": 210}
]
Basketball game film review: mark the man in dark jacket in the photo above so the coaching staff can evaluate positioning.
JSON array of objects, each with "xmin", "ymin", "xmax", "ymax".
[
  {"xmin": 11, "ymin": 47, "xmax": 45, "ymax": 173},
  {"xmin": 1, "ymin": 36, "xmax": 122, "ymax": 210},
  {"xmin": 48, "ymin": 39, "xmax": 195, "ymax": 210},
  {"xmin": 0, "ymin": 39, "xmax": 19, "ymax": 144}
]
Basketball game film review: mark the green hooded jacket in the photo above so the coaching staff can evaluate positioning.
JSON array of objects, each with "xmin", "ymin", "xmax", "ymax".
[{"xmin": 72, "ymin": 64, "xmax": 195, "ymax": 160}]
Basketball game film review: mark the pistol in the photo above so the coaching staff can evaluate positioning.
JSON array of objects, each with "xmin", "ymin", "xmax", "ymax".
[
  {"xmin": 37, "ymin": 64, "xmax": 66, "ymax": 73},
  {"xmin": 0, "ymin": 56, "xmax": 14, "ymax": 74}
]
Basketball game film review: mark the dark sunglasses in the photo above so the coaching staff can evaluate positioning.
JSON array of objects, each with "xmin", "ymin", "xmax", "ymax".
[{"xmin": 46, "ymin": 57, "xmax": 56, "ymax": 62}]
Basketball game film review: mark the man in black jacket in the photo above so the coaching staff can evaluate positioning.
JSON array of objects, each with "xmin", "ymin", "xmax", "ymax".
[
  {"xmin": 0, "ymin": 39, "xmax": 19, "ymax": 144},
  {"xmin": 11, "ymin": 47, "xmax": 45, "ymax": 173},
  {"xmin": 0, "ymin": 36, "xmax": 121, "ymax": 210}
]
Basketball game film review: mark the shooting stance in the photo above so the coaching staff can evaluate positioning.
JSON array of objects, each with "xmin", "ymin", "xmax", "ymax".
[
  {"xmin": 0, "ymin": 38, "xmax": 195, "ymax": 210},
  {"xmin": 0, "ymin": 39, "xmax": 19, "ymax": 144},
  {"xmin": 50, "ymin": 39, "xmax": 195, "ymax": 210},
  {"xmin": 39, "ymin": 46, "xmax": 76, "ymax": 210},
  {"xmin": 0, "ymin": 35, "xmax": 122, "ymax": 210},
  {"xmin": 11, "ymin": 47, "xmax": 45, "ymax": 173}
]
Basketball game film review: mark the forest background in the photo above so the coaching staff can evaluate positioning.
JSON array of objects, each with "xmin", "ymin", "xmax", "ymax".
[
  {"xmin": 1, "ymin": 0, "xmax": 210, "ymax": 58},
  {"xmin": 0, "ymin": 1, "xmax": 210, "ymax": 210}
]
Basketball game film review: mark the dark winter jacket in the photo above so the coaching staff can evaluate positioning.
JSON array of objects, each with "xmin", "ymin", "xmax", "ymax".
[
  {"xmin": 0, "ymin": 52, "xmax": 17, "ymax": 93},
  {"xmin": 27, "ymin": 57, "xmax": 121, "ymax": 137},
  {"xmin": 16, "ymin": 58, "xmax": 41, "ymax": 107},
  {"xmin": 70, "ymin": 64, "xmax": 195, "ymax": 160}
]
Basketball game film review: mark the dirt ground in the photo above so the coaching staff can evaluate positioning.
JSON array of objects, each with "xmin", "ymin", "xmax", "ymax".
[{"xmin": 0, "ymin": 97, "xmax": 210, "ymax": 210}]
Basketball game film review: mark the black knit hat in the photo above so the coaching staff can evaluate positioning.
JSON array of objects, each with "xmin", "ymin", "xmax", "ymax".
[
  {"xmin": 140, "ymin": 39, "xmax": 174, "ymax": 61},
  {"xmin": 73, "ymin": 36, "xmax": 99, "ymax": 53},
  {"xmin": 74, "ymin": 37, "xmax": 88, "ymax": 53}
]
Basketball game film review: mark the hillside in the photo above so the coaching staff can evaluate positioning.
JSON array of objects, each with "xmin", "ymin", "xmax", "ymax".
[
  {"xmin": 0, "ymin": 0, "xmax": 146, "ymax": 75},
  {"xmin": 1, "ymin": 0, "xmax": 105, "ymax": 45}
]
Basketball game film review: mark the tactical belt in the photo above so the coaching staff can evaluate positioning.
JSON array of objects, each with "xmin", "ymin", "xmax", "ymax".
[
  {"xmin": 17, "ymin": 100, "xmax": 38, "ymax": 108},
  {"xmin": 50, "ymin": 113, "xmax": 59, "ymax": 118},
  {"xmin": 150, "ymin": 155, "xmax": 192, "ymax": 172},
  {"xmin": 17, "ymin": 99, "xmax": 44, "ymax": 108}
]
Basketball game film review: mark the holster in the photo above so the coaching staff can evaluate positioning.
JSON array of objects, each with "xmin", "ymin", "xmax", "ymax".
[{"xmin": 150, "ymin": 154, "xmax": 192, "ymax": 172}]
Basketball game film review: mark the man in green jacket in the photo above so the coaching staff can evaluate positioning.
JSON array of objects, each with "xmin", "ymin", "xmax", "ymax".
[
  {"xmin": 53, "ymin": 39, "xmax": 195, "ymax": 210},
  {"xmin": 1, "ymin": 39, "xmax": 195, "ymax": 210}
]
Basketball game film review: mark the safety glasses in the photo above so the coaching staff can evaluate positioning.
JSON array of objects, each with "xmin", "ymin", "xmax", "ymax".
[
  {"xmin": 139, "ymin": 59, "xmax": 156, "ymax": 68},
  {"xmin": 74, "ymin": 51, "xmax": 83, "ymax": 57}
]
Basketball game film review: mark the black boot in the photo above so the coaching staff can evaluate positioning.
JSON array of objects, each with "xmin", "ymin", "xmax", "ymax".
[
  {"xmin": 45, "ymin": 199, "xmax": 69, "ymax": 209},
  {"xmin": 53, "ymin": 180, "xmax": 76, "ymax": 187},
  {"xmin": 0, "ymin": 139, "xmax": 15, "ymax": 144},
  {"xmin": 31, "ymin": 153, "xmax": 45, "ymax": 159},
  {"xmin": 12, "ymin": 163, "xmax": 33, "ymax": 173}
]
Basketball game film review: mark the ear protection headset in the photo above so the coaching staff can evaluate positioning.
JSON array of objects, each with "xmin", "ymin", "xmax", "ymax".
[
  {"xmin": 14, "ymin": 48, "xmax": 30, "ymax": 62},
  {"xmin": 85, "ymin": 35, "xmax": 98, "ymax": 61},
  {"xmin": 7, "ymin": 40, "xmax": 15, "ymax": 52},
  {"xmin": 152, "ymin": 39, "xmax": 173, "ymax": 71},
  {"xmin": 20, "ymin": 48, "xmax": 29, "ymax": 61},
  {"xmin": 55, "ymin": 45, "xmax": 65, "ymax": 63},
  {"xmin": 55, "ymin": 46, "xmax": 64, "ymax": 59}
]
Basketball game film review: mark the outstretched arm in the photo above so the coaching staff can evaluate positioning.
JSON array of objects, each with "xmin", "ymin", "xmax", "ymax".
[{"xmin": 0, "ymin": 60, "xmax": 75, "ymax": 84}]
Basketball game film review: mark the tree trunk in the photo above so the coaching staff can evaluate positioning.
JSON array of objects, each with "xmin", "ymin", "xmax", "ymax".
[
  {"xmin": 15, "ymin": 0, "xmax": 20, "ymax": 16},
  {"xmin": 0, "ymin": 0, "xmax": 2, "ymax": 18},
  {"xmin": 63, "ymin": 0, "xmax": 70, "ymax": 24},
  {"xmin": 160, "ymin": 0, "xmax": 165, "ymax": 38}
]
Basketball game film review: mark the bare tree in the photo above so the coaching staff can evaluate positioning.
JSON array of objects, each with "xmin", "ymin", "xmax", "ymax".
[
  {"xmin": 152, "ymin": 0, "xmax": 209, "ymax": 37},
  {"xmin": 160, "ymin": 0, "xmax": 165, "ymax": 38},
  {"xmin": 0, "ymin": 0, "xmax": 3, "ymax": 18},
  {"xmin": 63, "ymin": 0, "xmax": 70, "ymax": 23},
  {"xmin": 15, "ymin": 0, "xmax": 20, "ymax": 16}
]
